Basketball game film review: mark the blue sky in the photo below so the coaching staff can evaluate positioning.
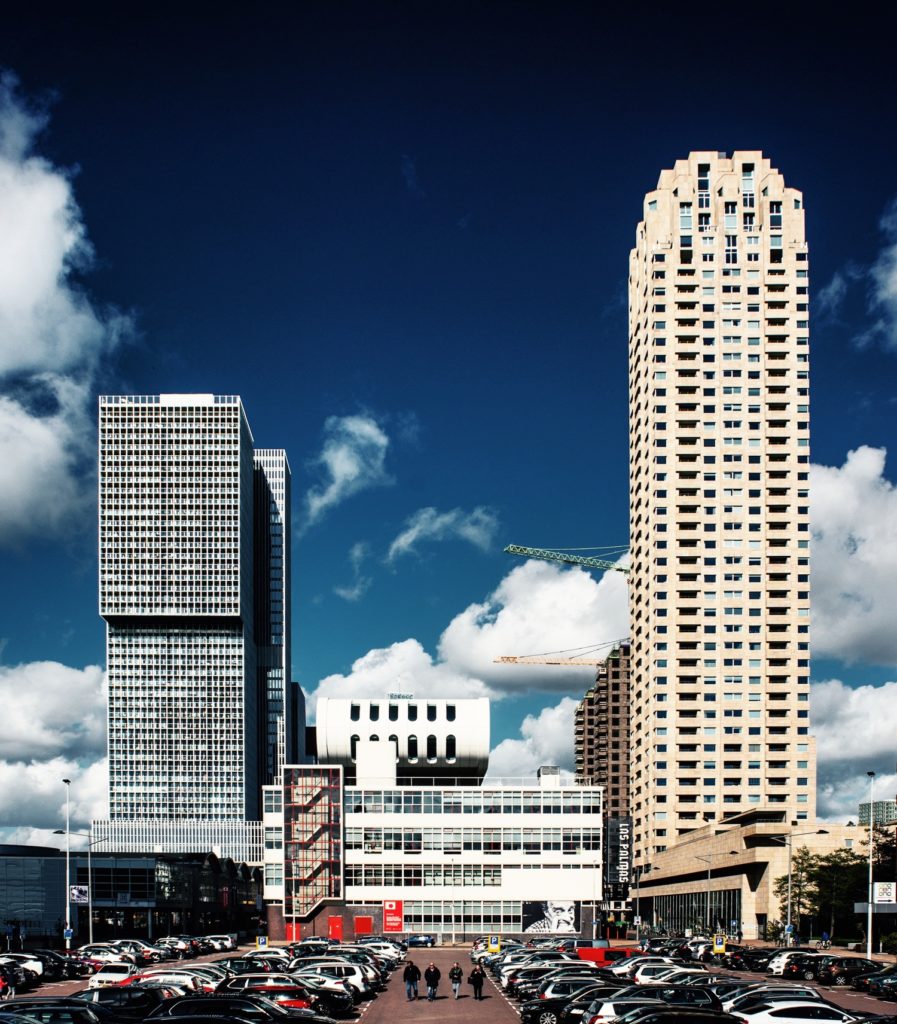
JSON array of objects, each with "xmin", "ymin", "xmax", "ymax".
[{"xmin": 1, "ymin": 5, "xmax": 896, "ymax": 840}]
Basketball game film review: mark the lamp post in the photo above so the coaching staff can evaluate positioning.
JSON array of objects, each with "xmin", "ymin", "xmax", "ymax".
[
  {"xmin": 694, "ymin": 851, "xmax": 737, "ymax": 936},
  {"xmin": 55, "ymin": 830, "xmax": 105, "ymax": 944},
  {"xmin": 62, "ymin": 779, "xmax": 71, "ymax": 949},
  {"xmin": 770, "ymin": 828, "xmax": 828, "ymax": 939},
  {"xmin": 867, "ymin": 771, "xmax": 875, "ymax": 959}
]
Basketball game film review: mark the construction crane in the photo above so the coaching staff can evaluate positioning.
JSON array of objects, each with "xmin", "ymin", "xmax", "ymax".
[
  {"xmin": 494, "ymin": 638, "xmax": 630, "ymax": 668},
  {"xmin": 504, "ymin": 544, "xmax": 630, "ymax": 576},
  {"xmin": 494, "ymin": 655, "xmax": 603, "ymax": 666}
]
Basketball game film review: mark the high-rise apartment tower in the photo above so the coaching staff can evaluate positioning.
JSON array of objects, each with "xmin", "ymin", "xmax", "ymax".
[
  {"xmin": 98, "ymin": 394, "xmax": 294, "ymax": 840},
  {"xmin": 627, "ymin": 153, "xmax": 816, "ymax": 870},
  {"xmin": 575, "ymin": 643, "xmax": 631, "ymax": 818}
]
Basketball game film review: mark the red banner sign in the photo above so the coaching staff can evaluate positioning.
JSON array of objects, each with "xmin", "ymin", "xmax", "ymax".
[{"xmin": 383, "ymin": 899, "xmax": 404, "ymax": 932}]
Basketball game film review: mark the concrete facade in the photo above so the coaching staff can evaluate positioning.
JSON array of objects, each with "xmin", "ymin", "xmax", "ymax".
[{"xmin": 627, "ymin": 153, "xmax": 815, "ymax": 871}]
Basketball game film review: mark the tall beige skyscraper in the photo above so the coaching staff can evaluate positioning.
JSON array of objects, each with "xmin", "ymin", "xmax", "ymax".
[{"xmin": 627, "ymin": 152, "xmax": 816, "ymax": 871}]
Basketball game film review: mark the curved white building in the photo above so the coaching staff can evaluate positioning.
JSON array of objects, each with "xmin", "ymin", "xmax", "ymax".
[{"xmin": 315, "ymin": 697, "xmax": 489, "ymax": 781}]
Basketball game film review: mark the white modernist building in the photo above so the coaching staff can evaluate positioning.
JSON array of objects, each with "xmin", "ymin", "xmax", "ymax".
[
  {"xmin": 95, "ymin": 393, "xmax": 296, "ymax": 860},
  {"xmin": 263, "ymin": 697, "xmax": 604, "ymax": 940}
]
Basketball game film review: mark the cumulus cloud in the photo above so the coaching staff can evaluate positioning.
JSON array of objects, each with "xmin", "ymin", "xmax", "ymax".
[
  {"xmin": 440, "ymin": 560, "xmax": 629, "ymax": 692},
  {"xmin": 309, "ymin": 558, "xmax": 628, "ymax": 723},
  {"xmin": 0, "ymin": 73, "xmax": 131, "ymax": 548},
  {"xmin": 810, "ymin": 446, "xmax": 897, "ymax": 663},
  {"xmin": 0, "ymin": 660, "xmax": 107, "ymax": 761},
  {"xmin": 0, "ymin": 754, "xmax": 108, "ymax": 836},
  {"xmin": 309, "ymin": 639, "xmax": 491, "ymax": 720},
  {"xmin": 303, "ymin": 414, "xmax": 393, "ymax": 529},
  {"xmin": 387, "ymin": 506, "xmax": 500, "ymax": 563},
  {"xmin": 487, "ymin": 698, "xmax": 579, "ymax": 779},
  {"xmin": 333, "ymin": 541, "xmax": 373, "ymax": 602}
]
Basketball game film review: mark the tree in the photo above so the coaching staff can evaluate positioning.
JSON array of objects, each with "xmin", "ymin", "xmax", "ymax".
[
  {"xmin": 808, "ymin": 848, "xmax": 867, "ymax": 939},
  {"xmin": 859, "ymin": 823, "xmax": 897, "ymax": 883},
  {"xmin": 772, "ymin": 846, "xmax": 818, "ymax": 932}
]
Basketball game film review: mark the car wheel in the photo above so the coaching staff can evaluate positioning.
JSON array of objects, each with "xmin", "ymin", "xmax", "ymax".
[
  {"xmin": 538, "ymin": 1012, "xmax": 558, "ymax": 1024},
  {"xmin": 834, "ymin": 975, "xmax": 848, "ymax": 986},
  {"xmin": 428, "ymin": 941, "xmax": 434, "ymax": 948},
  {"xmin": 803, "ymin": 970, "xmax": 815, "ymax": 980}
]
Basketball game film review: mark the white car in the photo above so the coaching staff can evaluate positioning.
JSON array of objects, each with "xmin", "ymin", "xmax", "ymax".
[
  {"xmin": 88, "ymin": 962, "xmax": 139, "ymax": 988},
  {"xmin": 767, "ymin": 951, "xmax": 829, "ymax": 976},
  {"xmin": 136, "ymin": 968, "xmax": 205, "ymax": 992},
  {"xmin": 735, "ymin": 1001, "xmax": 861, "ymax": 1024},
  {"xmin": 0, "ymin": 953, "xmax": 45, "ymax": 977},
  {"xmin": 631, "ymin": 964, "xmax": 706, "ymax": 983},
  {"xmin": 607, "ymin": 956, "xmax": 677, "ymax": 977},
  {"xmin": 722, "ymin": 987, "xmax": 824, "ymax": 1012},
  {"xmin": 205, "ymin": 934, "xmax": 238, "ymax": 951},
  {"xmin": 295, "ymin": 961, "xmax": 372, "ymax": 999}
]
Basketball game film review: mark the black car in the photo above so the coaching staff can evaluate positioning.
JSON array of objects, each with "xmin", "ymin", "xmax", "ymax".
[
  {"xmin": 613, "ymin": 1008, "xmax": 743, "ymax": 1024},
  {"xmin": 853, "ymin": 964, "xmax": 897, "ymax": 992},
  {"xmin": 74, "ymin": 987, "xmax": 181, "ymax": 1019},
  {"xmin": 147, "ymin": 996, "xmax": 333, "ymax": 1023},
  {"xmin": 610, "ymin": 985, "xmax": 723, "ymax": 1011},
  {"xmin": 521, "ymin": 987, "xmax": 608, "ymax": 1024},
  {"xmin": 2, "ymin": 1001, "xmax": 117, "ymax": 1024},
  {"xmin": 815, "ymin": 957, "xmax": 883, "ymax": 986}
]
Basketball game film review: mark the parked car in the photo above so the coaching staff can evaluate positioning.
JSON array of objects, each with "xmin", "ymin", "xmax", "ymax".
[
  {"xmin": 74, "ymin": 986, "xmax": 173, "ymax": 1020},
  {"xmin": 814, "ymin": 957, "xmax": 883, "ymax": 986},
  {"xmin": 613, "ymin": 1008, "xmax": 744, "ymax": 1024},
  {"xmin": 405, "ymin": 934, "xmax": 436, "ymax": 948},
  {"xmin": 853, "ymin": 964, "xmax": 897, "ymax": 992},
  {"xmin": 88, "ymin": 962, "xmax": 140, "ymax": 989},
  {"xmin": 735, "ymin": 1001, "xmax": 863, "ymax": 1024},
  {"xmin": 145, "ymin": 994, "xmax": 330, "ymax": 1023}
]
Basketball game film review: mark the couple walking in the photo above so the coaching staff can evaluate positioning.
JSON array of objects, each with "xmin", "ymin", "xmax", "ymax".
[{"xmin": 403, "ymin": 960, "xmax": 443, "ymax": 1001}]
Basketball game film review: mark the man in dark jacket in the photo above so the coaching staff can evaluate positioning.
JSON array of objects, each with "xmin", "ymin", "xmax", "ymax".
[
  {"xmin": 403, "ymin": 960, "xmax": 421, "ymax": 1001},
  {"xmin": 468, "ymin": 963, "xmax": 486, "ymax": 1000},
  {"xmin": 424, "ymin": 961, "xmax": 441, "ymax": 1001},
  {"xmin": 449, "ymin": 961, "xmax": 463, "ymax": 999}
]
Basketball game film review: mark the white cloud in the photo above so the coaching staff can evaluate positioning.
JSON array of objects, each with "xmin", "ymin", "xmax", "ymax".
[
  {"xmin": 810, "ymin": 446, "xmax": 897, "ymax": 663},
  {"xmin": 0, "ymin": 73, "xmax": 131, "ymax": 548},
  {"xmin": 856, "ymin": 198, "xmax": 897, "ymax": 351},
  {"xmin": 811, "ymin": 677, "xmax": 896, "ymax": 821},
  {"xmin": 487, "ymin": 697, "xmax": 579, "ymax": 779},
  {"xmin": 304, "ymin": 414, "xmax": 393, "ymax": 529},
  {"xmin": 439, "ymin": 560, "xmax": 629, "ymax": 692},
  {"xmin": 309, "ymin": 638, "xmax": 491, "ymax": 720},
  {"xmin": 0, "ymin": 660, "xmax": 107, "ymax": 761},
  {"xmin": 334, "ymin": 541, "xmax": 373, "ymax": 602},
  {"xmin": 387, "ymin": 505, "xmax": 499, "ymax": 562},
  {"xmin": 0, "ymin": 754, "xmax": 108, "ymax": 834},
  {"xmin": 309, "ymin": 558, "xmax": 628, "ymax": 722}
]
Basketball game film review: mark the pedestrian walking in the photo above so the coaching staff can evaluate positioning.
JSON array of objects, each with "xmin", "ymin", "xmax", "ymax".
[
  {"xmin": 449, "ymin": 961, "xmax": 463, "ymax": 999},
  {"xmin": 403, "ymin": 960, "xmax": 421, "ymax": 1001},
  {"xmin": 468, "ymin": 963, "xmax": 486, "ymax": 1000},
  {"xmin": 424, "ymin": 961, "xmax": 441, "ymax": 1001}
]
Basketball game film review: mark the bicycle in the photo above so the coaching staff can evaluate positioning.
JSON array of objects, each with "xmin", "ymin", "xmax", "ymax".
[{"xmin": 815, "ymin": 938, "xmax": 831, "ymax": 949}]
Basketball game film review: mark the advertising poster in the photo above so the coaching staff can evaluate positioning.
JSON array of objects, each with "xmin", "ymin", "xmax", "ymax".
[
  {"xmin": 383, "ymin": 899, "xmax": 404, "ymax": 932},
  {"xmin": 522, "ymin": 900, "xmax": 580, "ymax": 933}
]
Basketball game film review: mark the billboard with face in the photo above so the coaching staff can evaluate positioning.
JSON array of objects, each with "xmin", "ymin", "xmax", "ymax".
[{"xmin": 522, "ymin": 900, "xmax": 580, "ymax": 934}]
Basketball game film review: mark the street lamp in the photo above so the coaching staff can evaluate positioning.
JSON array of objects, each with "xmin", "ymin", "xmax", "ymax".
[
  {"xmin": 867, "ymin": 771, "xmax": 875, "ymax": 959},
  {"xmin": 55, "ymin": 830, "xmax": 105, "ymax": 944},
  {"xmin": 694, "ymin": 851, "xmax": 738, "ymax": 935},
  {"xmin": 62, "ymin": 779, "xmax": 71, "ymax": 949},
  {"xmin": 770, "ymin": 828, "xmax": 829, "ymax": 940}
]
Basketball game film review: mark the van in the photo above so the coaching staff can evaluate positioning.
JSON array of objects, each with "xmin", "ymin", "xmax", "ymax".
[{"xmin": 577, "ymin": 946, "xmax": 641, "ymax": 966}]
